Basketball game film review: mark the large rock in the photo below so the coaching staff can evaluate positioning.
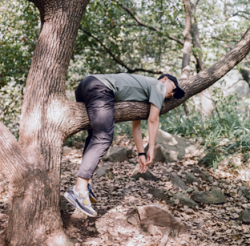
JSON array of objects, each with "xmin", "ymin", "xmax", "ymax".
[
  {"xmin": 149, "ymin": 188, "xmax": 169, "ymax": 203},
  {"xmin": 191, "ymin": 187, "xmax": 226, "ymax": 204},
  {"xmin": 145, "ymin": 129, "xmax": 197, "ymax": 162},
  {"xmin": 183, "ymin": 172, "xmax": 201, "ymax": 185},
  {"xmin": 170, "ymin": 173, "xmax": 188, "ymax": 190},
  {"xmin": 238, "ymin": 186, "xmax": 250, "ymax": 200},
  {"xmin": 131, "ymin": 166, "xmax": 158, "ymax": 181},
  {"xmin": 102, "ymin": 147, "xmax": 132, "ymax": 162},
  {"xmin": 96, "ymin": 163, "xmax": 113, "ymax": 177},
  {"xmin": 175, "ymin": 193, "xmax": 199, "ymax": 209},
  {"xmin": 238, "ymin": 208, "xmax": 250, "ymax": 223},
  {"xmin": 137, "ymin": 204, "xmax": 187, "ymax": 233},
  {"xmin": 192, "ymin": 168, "xmax": 214, "ymax": 183}
]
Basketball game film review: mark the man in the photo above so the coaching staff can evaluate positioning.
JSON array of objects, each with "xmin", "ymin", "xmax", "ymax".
[{"xmin": 64, "ymin": 73, "xmax": 185, "ymax": 217}]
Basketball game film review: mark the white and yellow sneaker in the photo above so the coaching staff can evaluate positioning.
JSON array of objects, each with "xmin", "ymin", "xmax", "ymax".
[{"xmin": 64, "ymin": 186, "xmax": 97, "ymax": 217}]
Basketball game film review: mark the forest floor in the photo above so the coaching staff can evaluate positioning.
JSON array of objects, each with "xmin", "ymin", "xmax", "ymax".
[{"xmin": 1, "ymin": 136, "xmax": 250, "ymax": 246}]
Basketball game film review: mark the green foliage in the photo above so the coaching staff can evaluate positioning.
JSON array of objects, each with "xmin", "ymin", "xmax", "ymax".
[
  {"xmin": 0, "ymin": 0, "xmax": 39, "ymax": 88},
  {"xmin": 161, "ymin": 88, "xmax": 250, "ymax": 169},
  {"xmin": 0, "ymin": 80, "xmax": 24, "ymax": 138}
]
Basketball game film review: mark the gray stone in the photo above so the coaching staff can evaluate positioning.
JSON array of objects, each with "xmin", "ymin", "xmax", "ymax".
[
  {"xmin": 238, "ymin": 208, "xmax": 250, "ymax": 223},
  {"xmin": 126, "ymin": 148, "xmax": 134, "ymax": 158},
  {"xmin": 238, "ymin": 187, "xmax": 250, "ymax": 200},
  {"xmin": 144, "ymin": 129, "xmax": 197, "ymax": 163},
  {"xmin": 127, "ymin": 216, "xmax": 138, "ymax": 226},
  {"xmin": 191, "ymin": 187, "xmax": 226, "ymax": 204},
  {"xmin": 131, "ymin": 167, "xmax": 157, "ymax": 181},
  {"xmin": 174, "ymin": 193, "xmax": 199, "ymax": 209},
  {"xmin": 102, "ymin": 147, "xmax": 128, "ymax": 162},
  {"xmin": 96, "ymin": 163, "xmax": 113, "ymax": 178},
  {"xmin": 183, "ymin": 172, "xmax": 201, "ymax": 185},
  {"xmin": 170, "ymin": 173, "xmax": 188, "ymax": 190},
  {"xmin": 137, "ymin": 204, "xmax": 187, "ymax": 233},
  {"xmin": 62, "ymin": 146, "xmax": 72, "ymax": 155},
  {"xmin": 149, "ymin": 188, "xmax": 169, "ymax": 203},
  {"xmin": 192, "ymin": 168, "xmax": 214, "ymax": 183}
]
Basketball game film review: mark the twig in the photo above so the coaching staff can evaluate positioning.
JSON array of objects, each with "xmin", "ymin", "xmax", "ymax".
[
  {"xmin": 82, "ymin": 29, "xmax": 162, "ymax": 74},
  {"xmin": 111, "ymin": 0, "xmax": 184, "ymax": 45}
]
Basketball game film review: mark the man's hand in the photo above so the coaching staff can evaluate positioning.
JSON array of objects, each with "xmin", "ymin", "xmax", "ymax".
[
  {"xmin": 139, "ymin": 155, "xmax": 148, "ymax": 173},
  {"xmin": 146, "ymin": 147, "xmax": 154, "ymax": 166}
]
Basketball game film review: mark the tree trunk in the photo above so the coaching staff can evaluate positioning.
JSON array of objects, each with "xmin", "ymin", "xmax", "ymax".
[
  {"xmin": 1, "ymin": 0, "xmax": 89, "ymax": 245},
  {"xmin": 191, "ymin": 2, "xmax": 214, "ymax": 119},
  {"xmin": 0, "ymin": 0, "xmax": 250, "ymax": 245}
]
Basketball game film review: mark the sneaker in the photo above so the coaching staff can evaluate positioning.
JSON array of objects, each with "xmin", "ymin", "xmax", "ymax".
[
  {"xmin": 88, "ymin": 183, "xmax": 98, "ymax": 204},
  {"xmin": 64, "ymin": 186, "xmax": 97, "ymax": 217}
]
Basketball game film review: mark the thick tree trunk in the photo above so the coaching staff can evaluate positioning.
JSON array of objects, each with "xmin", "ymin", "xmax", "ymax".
[{"xmin": 0, "ymin": 1, "xmax": 89, "ymax": 245}]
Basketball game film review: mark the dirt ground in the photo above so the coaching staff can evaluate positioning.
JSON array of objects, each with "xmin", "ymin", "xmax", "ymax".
[{"xmin": 1, "ymin": 137, "xmax": 250, "ymax": 246}]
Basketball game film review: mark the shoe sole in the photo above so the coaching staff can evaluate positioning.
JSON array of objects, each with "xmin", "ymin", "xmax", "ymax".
[
  {"xmin": 89, "ymin": 196, "xmax": 98, "ymax": 204},
  {"xmin": 64, "ymin": 192, "xmax": 97, "ymax": 218}
]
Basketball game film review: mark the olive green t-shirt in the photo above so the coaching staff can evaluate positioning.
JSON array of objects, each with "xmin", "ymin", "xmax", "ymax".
[{"xmin": 92, "ymin": 73, "xmax": 167, "ymax": 110}]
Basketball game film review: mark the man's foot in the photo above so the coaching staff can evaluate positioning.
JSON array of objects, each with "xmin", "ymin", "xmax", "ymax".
[
  {"xmin": 88, "ymin": 183, "xmax": 98, "ymax": 204},
  {"xmin": 64, "ymin": 186, "xmax": 97, "ymax": 217}
]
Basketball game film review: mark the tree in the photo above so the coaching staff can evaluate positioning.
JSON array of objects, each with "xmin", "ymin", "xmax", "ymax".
[{"xmin": 0, "ymin": 0, "xmax": 250, "ymax": 245}]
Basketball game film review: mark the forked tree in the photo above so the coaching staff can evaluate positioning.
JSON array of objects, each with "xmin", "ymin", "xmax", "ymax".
[{"xmin": 0, "ymin": 0, "xmax": 250, "ymax": 245}]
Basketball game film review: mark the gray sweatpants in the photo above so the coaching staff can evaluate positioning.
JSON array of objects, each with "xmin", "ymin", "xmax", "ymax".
[{"xmin": 75, "ymin": 76, "xmax": 115, "ymax": 179}]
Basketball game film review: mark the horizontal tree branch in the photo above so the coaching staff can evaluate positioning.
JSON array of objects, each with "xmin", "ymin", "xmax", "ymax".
[
  {"xmin": 64, "ymin": 26, "xmax": 250, "ymax": 137},
  {"xmin": 82, "ymin": 29, "xmax": 162, "ymax": 74},
  {"xmin": 111, "ymin": 0, "xmax": 184, "ymax": 46}
]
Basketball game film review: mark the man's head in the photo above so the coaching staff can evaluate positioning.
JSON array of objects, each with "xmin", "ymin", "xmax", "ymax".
[{"xmin": 158, "ymin": 74, "xmax": 185, "ymax": 99}]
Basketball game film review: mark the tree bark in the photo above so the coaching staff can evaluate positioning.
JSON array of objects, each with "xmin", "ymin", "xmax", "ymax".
[
  {"xmin": 180, "ymin": 0, "xmax": 192, "ymax": 116},
  {"xmin": 0, "ymin": 0, "xmax": 250, "ymax": 245},
  {"xmin": 1, "ymin": 0, "xmax": 89, "ymax": 245},
  {"xmin": 190, "ymin": 3, "xmax": 214, "ymax": 119}
]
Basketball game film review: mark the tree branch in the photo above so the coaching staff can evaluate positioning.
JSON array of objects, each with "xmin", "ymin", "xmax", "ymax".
[
  {"xmin": 65, "ymin": 26, "xmax": 250, "ymax": 136},
  {"xmin": 0, "ymin": 122, "xmax": 27, "ymax": 183},
  {"xmin": 82, "ymin": 29, "xmax": 162, "ymax": 74},
  {"xmin": 111, "ymin": 0, "xmax": 184, "ymax": 45}
]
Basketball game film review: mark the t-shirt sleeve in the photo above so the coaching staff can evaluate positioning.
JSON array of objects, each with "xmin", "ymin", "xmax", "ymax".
[{"xmin": 148, "ymin": 83, "xmax": 167, "ymax": 110}]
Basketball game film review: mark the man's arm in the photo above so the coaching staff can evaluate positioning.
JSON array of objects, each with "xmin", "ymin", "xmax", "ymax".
[
  {"xmin": 131, "ymin": 120, "xmax": 147, "ymax": 173},
  {"xmin": 146, "ymin": 103, "xmax": 160, "ymax": 166}
]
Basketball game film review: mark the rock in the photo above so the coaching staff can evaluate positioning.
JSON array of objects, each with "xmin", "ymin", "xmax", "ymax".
[
  {"xmin": 131, "ymin": 166, "xmax": 157, "ymax": 181},
  {"xmin": 238, "ymin": 187, "xmax": 250, "ymax": 200},
  {"xmin": 102, "ymin": 147, "xmax": 129, "ymax": 162},
  {"xmin": 62, "ymin": 146, "xmax": 72, "ymax": 155},
  {"xmin": 126, "ymin": 148, "xmax": 134, "ymax": 158},
  {"xmin": 145, "ymin": 129, "xmax": 198, "ymax": 163},
  {"xmin": 147, "ymin": 224, "xmax": 162, "ymax": 236},
  {"xmin": 183, "ymin": 172, "xmax": 201, "ymax": 185},
  {"xmin": 127, "ymin": 216, "xmax": 138, "ymax": 226},
  {"xmin": 238, "ymin": 208, "xmax": 250, "ymax": 223},
  {"xmin": 96, "ymin": 163, "xmax": 113, "ymax": 178},
  {"xmin": 149, "ymin": 188, "xmax": 169, "ymax": 203},
  {"xmin": 191, "ymin": 187, "xmax": 226, "ymax": 204},
  {"xmin": 137, "ymin": 204, "xmax": 187, "ymax": 233},
  {"xmin": 192, "ymin": 168, "xmax": 214, "ymax": 183},
  {"xmin": 175, "ymin": 193, "xmax": 199, "ymax": 209},
  {"xmin": 170, "ymin": 173, "xmax": 188, "ymax": 190}
]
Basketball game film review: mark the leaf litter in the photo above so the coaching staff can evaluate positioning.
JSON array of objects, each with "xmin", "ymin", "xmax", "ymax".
[{"xmin": 0, "ymin": 137, "xmax": 250, "ymax": 245}]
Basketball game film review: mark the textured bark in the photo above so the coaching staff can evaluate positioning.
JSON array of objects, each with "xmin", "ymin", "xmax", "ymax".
[
  {"xmin": 180, "ymin": 0, "xmax": 192, "ymax": 116},
  {"xmin": 2, "ymin": 0, "xmax": 89, "ymax": 245}
]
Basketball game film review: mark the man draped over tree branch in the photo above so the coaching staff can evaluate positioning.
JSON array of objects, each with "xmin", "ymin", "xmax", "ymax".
[{"xmin": 64, "ymin": 73, "xmax": 185, "ymax": 217}]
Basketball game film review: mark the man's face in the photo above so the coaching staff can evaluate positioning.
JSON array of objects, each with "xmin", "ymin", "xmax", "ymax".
[{"xmin": 164, "ymin": 77, "xmax": 176, "ymax": 99}]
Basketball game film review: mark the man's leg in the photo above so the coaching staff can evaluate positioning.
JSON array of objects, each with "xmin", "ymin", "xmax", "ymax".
[{"xmin": 76, "ymin": 94, "xmax": 114, "ymax": 191}]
